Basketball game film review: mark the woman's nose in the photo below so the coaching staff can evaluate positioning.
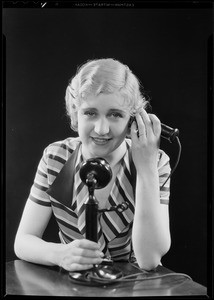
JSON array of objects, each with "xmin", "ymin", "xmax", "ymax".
[{"xmin": 94, "ymin": 117, "xmax": 110, "ymax": 135}]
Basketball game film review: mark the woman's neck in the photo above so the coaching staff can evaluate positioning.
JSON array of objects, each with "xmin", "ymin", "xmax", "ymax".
[{"xmin": 106, "ymin": 141, "xmax": 127, "ymax": 168}]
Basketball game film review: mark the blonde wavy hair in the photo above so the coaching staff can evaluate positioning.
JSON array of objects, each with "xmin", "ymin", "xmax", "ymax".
[{"xmin": 65, "ymin": 58, "xmax": 149, "ymax": 131}]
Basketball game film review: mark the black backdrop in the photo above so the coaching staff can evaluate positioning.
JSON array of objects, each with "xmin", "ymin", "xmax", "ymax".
[{"xmin": 3, "ymin": 3, "xmax": 212, "ymax": 287}]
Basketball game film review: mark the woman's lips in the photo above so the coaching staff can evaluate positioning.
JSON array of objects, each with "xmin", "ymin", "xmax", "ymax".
[{"xmin": 91, "ymin": 137, "xmax": 111, "ymax": 145}]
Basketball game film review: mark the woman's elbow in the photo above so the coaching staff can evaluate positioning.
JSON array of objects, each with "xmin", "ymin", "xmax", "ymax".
[
  {"xmin": 14, "ymin": 236, "xmax": 20, "ymax": 258},
  {"xmin": 136, "ymin": 251, "xmax": 165, "ymax": 271},
  {"xmin": 137, "ymin": 256, "xmax": 160, "ymax": 271},
  {"xmin": 136, "ymin": 240, "xmax": 171, "ymax": 271},
  {"xmin": 14, "ymin": 234, "xmax": 24, "ymax": 260}
]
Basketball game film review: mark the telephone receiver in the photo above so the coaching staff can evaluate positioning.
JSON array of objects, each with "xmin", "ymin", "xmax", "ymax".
[{"xmin": 128, "ymin": 116, "xmax": 179, "ymax": 143}]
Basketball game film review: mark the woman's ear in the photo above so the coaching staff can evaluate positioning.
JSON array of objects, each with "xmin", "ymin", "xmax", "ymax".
[{"xmin": 70, "ymin": 111, "xmax": 78, "ymax": 131}]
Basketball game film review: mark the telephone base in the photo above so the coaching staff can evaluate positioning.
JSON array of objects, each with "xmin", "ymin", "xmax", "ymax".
[{"xmin": 69, "ymin": 264, "xmax": 123, "ymax": 286}]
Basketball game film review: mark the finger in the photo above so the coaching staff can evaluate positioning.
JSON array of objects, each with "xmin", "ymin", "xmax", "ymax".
[
  {"xmin": 61, "ymin": 251, "xmax": 103, "ymax": 269},
  {"xmin": 139, "ymin": 108, "xmax": 151, "ymax": 124},
  {"xmin": 74, "ymin": 247, "xmax": 104, "ymax": 258},
  {"xmin": 140, "ymin": 109, "xmax": 153, "ymax": 136},
  {"xmin": 130, "ymin": 118, "xmax": 139, "ymax": 143},
  {"xmin": 68, "ymin": 263, "xmax": 94, "ymax": 272},
  {"xmin": 72, "ymin": 255, "xmax": 103, "ymax": 265},
  {"xmin": 135, "ymin": 113, "xmax": 146, "ymax": 137},
  {"xmin": 73, "ymin": 239, "xmax": 100, "ymax": 250},
  {"xmin": 148, "ymin": 114, "xmax": 161, "ymax": 137}
]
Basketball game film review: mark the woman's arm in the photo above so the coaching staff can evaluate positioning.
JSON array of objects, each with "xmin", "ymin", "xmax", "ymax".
[
  {"xmin": 131, "ymin": 111, "xmax": 171, "ymax": 270},
  {"xmin": 14, "ymin": 200, "xmax": 103, "ymax": 270},
  {"xmin": 14, "ymin": 199, "xmax": 61, "ymax": 266},
  {"xmin": 132, "ymin": 168, "xmax": 171, "ymax": 270}
]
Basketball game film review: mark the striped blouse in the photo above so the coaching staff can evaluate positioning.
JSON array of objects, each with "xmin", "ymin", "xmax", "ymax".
[{"xmin": 29, "ymin": 137, "xmax": 171, "ymax": 261}]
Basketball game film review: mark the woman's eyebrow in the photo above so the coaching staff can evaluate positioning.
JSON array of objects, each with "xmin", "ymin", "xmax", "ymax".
[
  {"xmin": 108, "ymin": 108, "xmax": 127, "ymax": 114},
  {"xmin": 81, "ymin": 107, "xmax": 98, "ymax": 111}
]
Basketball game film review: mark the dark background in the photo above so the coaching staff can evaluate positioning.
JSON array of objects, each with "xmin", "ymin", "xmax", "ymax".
[{"xmin": 3, "ymin": 3, "xmax": 212, "ymax": 288}]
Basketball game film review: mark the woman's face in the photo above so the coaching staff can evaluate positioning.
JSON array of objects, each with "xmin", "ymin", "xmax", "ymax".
[{"xmin": 77, "ymin": 93, "xmax": 130, "ymax": 161}]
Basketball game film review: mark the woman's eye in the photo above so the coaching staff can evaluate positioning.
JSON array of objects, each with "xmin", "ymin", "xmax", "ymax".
[
  {"xmin": 84, "ymin": 111, "xmax": 96, "ymax": 117},
  {"xmin": 109, "ymin": 112, "xmax": 123, "ymax": 118}
]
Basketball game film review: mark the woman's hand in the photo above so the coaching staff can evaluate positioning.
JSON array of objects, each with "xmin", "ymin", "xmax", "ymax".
[
  {"xmin": 56, "ymin": 239, "xmax": 104, "ymax": 271},
  {"xmin": 130, "ymin": 109, "xmax": 161, "ymax": 174}
]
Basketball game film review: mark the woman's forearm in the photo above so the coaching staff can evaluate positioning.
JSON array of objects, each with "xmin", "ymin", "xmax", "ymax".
[
  {"xmin": 14, "ymin": 233, "xmax": 62, "ymax": 267},
  {"xmin": 132, "ymin": 168, "xmax": 171, "ymax": 270}
]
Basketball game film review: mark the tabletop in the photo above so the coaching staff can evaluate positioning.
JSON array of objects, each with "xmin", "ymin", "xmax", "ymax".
[{"xmin": 5, "ymin": 260, "xmax": 207, "ymax": 297}]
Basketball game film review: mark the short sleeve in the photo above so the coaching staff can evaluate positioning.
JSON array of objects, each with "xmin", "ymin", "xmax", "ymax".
[
  {"xmin": 158, "ymin": 150, "xmax": 171, "ymax": 205},
  {"xmin": 28, "ymin": 147, "xmax": 51, "ymax": 207}
]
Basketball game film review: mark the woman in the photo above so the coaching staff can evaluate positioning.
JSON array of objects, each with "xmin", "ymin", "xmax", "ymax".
[{"xmin": 14, "ymin": 58, "xmax": 171, "ymax": 272}]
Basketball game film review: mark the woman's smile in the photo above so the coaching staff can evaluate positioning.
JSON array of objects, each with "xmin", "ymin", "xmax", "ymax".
[{"xmin": 91, "ymin": 136, "xmax": 112, "ymax": 145}]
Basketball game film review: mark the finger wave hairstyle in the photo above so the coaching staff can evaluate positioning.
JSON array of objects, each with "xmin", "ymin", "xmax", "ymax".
[{"xmin": 65, "ymin": 58, "xmax": 149, "ymax": 131}]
